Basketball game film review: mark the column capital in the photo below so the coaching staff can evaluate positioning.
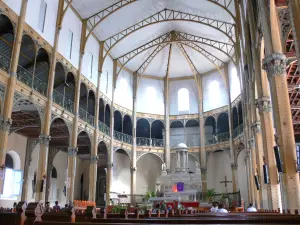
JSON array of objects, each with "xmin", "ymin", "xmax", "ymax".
[
  {"xmin": 0, "ymin": 116, "xmax": 12, "ymax": 132},
  {"xmin": 262, "ymin": 53, "xmax": 287, "ymax": 78},
  {"xmin": 39, "ymin": 135, "xmax": 51, "ymax": 146},
  {"xmin": 67, "ymin": 147, "xmax": 78, "ymax": 156},
  {"xmin": 251, "ymin": 121, "xmax": 261, "ymax": 134},
  {"xmin": 90, "ymin": 155, "xmax": 99, "ymax": 164},
  {"xmin": 247, "ymin": 138, "xmax": 255, "ymax": 149},
  {"xmin": 231, "ymin": 163, "xmax": 238, "ymax": 170},
  {"xmin": 200, "ymin": 168, "xmax": 207, "ymax": 174},
  {"xmin": 130, "ymin": 166, "xmax": 136, "ymax": 174},
  {"xmin": 255, "ymin": 97, "xmax": 272, "ymax": 113},
  {"xmin": 107, "ymin": 163, "xmax": 114, "ymax": 169}
]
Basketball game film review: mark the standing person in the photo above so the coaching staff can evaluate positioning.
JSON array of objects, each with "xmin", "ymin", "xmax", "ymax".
[
  {"xmin": 53, "ymin": 201, "xmax": 61, "ymax": 212},
  {"xmin": 210, "ymin": 202, "xmax": 219, "ymax": 212},
  {"xmin": 246, "ymin": 203, "xmax": 257, "ymax": 212},
  {"xmin": 217, "ymin": 203, "xmax": 228, "ymax": 213}
]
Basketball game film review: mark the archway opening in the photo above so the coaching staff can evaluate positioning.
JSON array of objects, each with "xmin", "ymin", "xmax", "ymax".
[
  {"xmin": 87, "ymin": 90, "xmax": 96, "ymax": 126},
  {"xmin": 233, "ymin": 106, "xmax": 238, "ymax": 129},
  {"xmin": 205, "ymin": 116, "xmax": 216, "ymax": 145},
  {"xmin": 217, "ymin": 113, "xmax": 229, "ymax": 142},
  {"xmin": 122, "ymin": 115, "xmax": 132, "ymax": 144},
  {"xmin": 114, "ymin": 110, "xmax": 122, "ymax": 141},
  {"xmin": 238, "ymin": 102, "xmax": 243, "ymax": 125},
  {"xmin": 77, "ymin": 131, "xmax": 91, "ymax": 159},
  {"xmin": 113, "ymin": 149, "xmax": 130, "ymax": 195},
  {"xmin": 137, "ymin": 119, "xmax": 150, "ymax": 146},
  {"xmin": 33, "ymin": 48, "xmax": 49, "ymax": 96},
  {"xmin": 53, "ymin": 62, "xmax": 66, "ymax": 107},
  {"xmin": 170, "ymin": 120, "xmax": 184, "ymax": 147},
  {"xmin": 105, "ymin": 104, "xmax": 111, "ymax": 128},
  {"xmin": 185, "ymin": 120, "xmax": 200, "ymax": 147},
  {"xmin": 0, "ymin": 14, "xmax": 14, "ymax": 72},
  {"xmin": 64, "ymin": 72, "xmax": 75, "ymax": 113},
  {"xmin": 151, "ymin": 120, "xmax": 164, "ymax": 147},
  {"xmin": 49, "ymin": 118, "xmax": 70, "ymax": 152},
  {"xmin": 79, "ymin": 83, "xmax": 88, "ymax": 121},
  {"xmin": 99, "ymin": 98, "xmax": 105, "ymax": 123}
]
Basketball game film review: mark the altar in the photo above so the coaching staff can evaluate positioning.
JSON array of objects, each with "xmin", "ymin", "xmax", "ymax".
[{"xmin": 155, "ymin": 143, "xmax": 202, "ymax": 208}]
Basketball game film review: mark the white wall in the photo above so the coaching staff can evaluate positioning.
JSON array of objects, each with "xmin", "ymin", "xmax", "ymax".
[
  {"xmin": 25, "ymin": 0, "xmax": 59, "ymax": 46},
  {"xmin": 112, "ymin": 151, "xmax": 130, "ymax": 194},
  {"xmin": 3, "ymin": 0, "xmax": 22, "ymax": 15},
  {"xmin": 202, "ymin": 70, "xmax": 229, "ymax": 112},
  {"xmin": 169, "ymin": 79, "xmax": 199, "ymax": 115},
  {"xmin": 207, "ymin": 151, "xmax": 232, "ymax": 193},
  {"xmin": 136, "ymin": 154, "xmax": 162, "ymax": 194},
  {"xmin": 0, "ymin": 133, "xmax": 27, "ymax": 208},
  {"xmin": 74, "ymin": 158, "xmax": 90, "ymax": 201},
  {"xmin": 82, "ymin": 34, "xmax": 99, "ymax": 86},
  {"xmin": 100, "ymin": 53, "xmax": 113, "ymax": 99},
  {"xmin": 115, "ymin": 69, "xmax": 133, "ymax": 110},
  {"xmin": 58, "ymin": 6, "xmax": 81, "ymax": 69},
  {"xmin": 137, "ymin": 78, "xmax": 164, "ymax": 115},
  {"xmin": 228, "ymin": 61, "xmax": 241, "ymax": 101}
]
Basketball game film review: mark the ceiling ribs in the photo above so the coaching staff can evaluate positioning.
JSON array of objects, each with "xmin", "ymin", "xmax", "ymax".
[{"xmin": 102, "ymin": 9, "xmax": 235, "ymax": 63}]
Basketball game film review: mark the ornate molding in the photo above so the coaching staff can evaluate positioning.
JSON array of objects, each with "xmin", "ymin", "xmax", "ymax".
[
  {"xmin": 0, "ymin": 116, "xmax": 12, "ymax": 132},
  {"xmin": 278, "ymin": 8, "xmax": 291, "ymax": 45},
  {"xmin": 90, "ymin": 155, "xmax": 99, "ymax": 164},
  {"xmin": 251, "ymin": 121, "xmax": 261, "ymax": 134},
  {"xmin": 255, "ymin": 97, "xmax": 272, "ymax": 113},
  {"xmin": 200, "ymin": 168, "xmax": 207, "ymax": 174},
  {"xmin": 107, "ymin": 163, "xmax": 114, "ymax": 169},
  {"xmin": 231, "ymin": 163, "xmax": 238, "ymax": 170},
  {"xmin": 68, "ymin": 147, "xmax": 78, "ymax": 156},
  {"xmin": 247, "ymin": 138, "xmax": 255, "ymax": 149},
  {"xmin": 262, "ymin": 53, "xmax": 287, "ymax": 78},
  {"xmin": 39, "ymin": 135, "xmax": 51, "ymax": 146},
  {"xmin": 130, "ymin": 166, "xmax": 136, "ymax": 174}
]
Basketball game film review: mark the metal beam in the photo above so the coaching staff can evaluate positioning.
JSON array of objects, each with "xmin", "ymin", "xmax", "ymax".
[
  {"xmin": 103, "ymin": 9, "xmax": 235, "ymax": 61},
  {"xmin": 165, "ymin": 44, "xmax": 173, "ymax": 79}
]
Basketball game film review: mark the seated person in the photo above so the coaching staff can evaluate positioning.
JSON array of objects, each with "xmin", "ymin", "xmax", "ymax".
[
  {"xmin": 246, "ymin": 203, "xmax": 257, "ymax": 212},
  {"xmin": 217, "ymin": 203, "xmax": 228, "ymax": 213},
  {"xmin": 53, "ymin": 201, "xmax": 61, "ymax": 212},
  {"xmin": 161, "ymin": 201, "xmax": 167, "ymax": 211},
  {"xmin": 210, "ymin": 202, "xmax": 219, "ymax": 212},
  {"xmin": 167, "ymin": 205, "xmax": 173, "ymax": 212},
  {"xmin": 45, "ymin": 202, "xmax": 51, "ymax": 212}
]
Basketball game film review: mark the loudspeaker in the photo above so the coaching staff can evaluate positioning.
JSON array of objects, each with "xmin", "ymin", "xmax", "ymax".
[
  {"xmin": 254, "ymin": 175, "xmax": 260, "ymax": 190},
  {"xmin": 274, "ymin": 146, "xmax": 283, "ymax": 173},
  {"xmin": 263, "ymin": 165, "xmax": 269, "ymax": 184}
]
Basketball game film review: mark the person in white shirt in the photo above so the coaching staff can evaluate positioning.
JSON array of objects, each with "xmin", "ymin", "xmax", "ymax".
[
  {"xmin": 210, "ymin": 202, "xmax": 219, "ymax": 212},
  {"xmin": 246, "ymin": 203, "xmax": 257, "ymax": 212},
  {"xmin": 217, "ymin": 203, "xmax": 228, "ymax": 213}
]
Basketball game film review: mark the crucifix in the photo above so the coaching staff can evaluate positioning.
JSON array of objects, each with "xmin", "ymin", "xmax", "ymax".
[{"xmin": 220, "ymin": 176, "xmax": 232, "ymax": 193}]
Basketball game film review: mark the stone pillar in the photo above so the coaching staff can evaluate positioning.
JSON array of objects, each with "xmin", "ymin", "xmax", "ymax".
[
  {"xmin": 35, "ymin": 135, "xmax": 51, "ymax": 201},
  {"xmin": 0, "ymin": 0, "xmax": 28, "ymax": 193},
  {"xmin": 89, "ymin": 155, "xmax": 98, "ymax": 202},
  {"xmin": 248, "ymin": 150, "xmax": 256, "ymax": 205},
  {"xmin": 164, "ymin": 77, "xmax": 170, "ymax": 169},
  {"xmin": 131, "ymin": 74, "xmax": 137, "ymax": 204},
  {"xmin": 231, "ymin": 163, "xmax": 238, "ymax": 192},
  {"xmin": 244, "ymin": 153, "xmax": 252, "ymax": 205},
  {"xmin": 66, "ymin": 147, "xmax": 77, "ymax": 205},
  {"xmin": 289, "ymin": 0, "xmax": 300, "ymax": 62},
  {"xmin": 200, "ymin": 168, "xmax": 207, "ymax": 200}
]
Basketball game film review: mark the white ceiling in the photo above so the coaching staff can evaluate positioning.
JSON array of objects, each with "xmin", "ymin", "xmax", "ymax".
[{"xmin": 72, "ymin": 0, "xmax": 236, "ymax": 78}]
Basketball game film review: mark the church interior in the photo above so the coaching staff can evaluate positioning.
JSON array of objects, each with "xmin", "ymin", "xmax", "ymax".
[{"xmin": 0, "ymin": 0, "xmax": 300, "ymax": 224}]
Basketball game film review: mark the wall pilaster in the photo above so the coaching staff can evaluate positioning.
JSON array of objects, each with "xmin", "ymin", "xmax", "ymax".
[
  {"xmin": 66, "ymin": 147, "xmax": 77, "ymax": 205},
  {"xmin": 89, "ymin": 155, "xmax": 98, "ymax": 201}
]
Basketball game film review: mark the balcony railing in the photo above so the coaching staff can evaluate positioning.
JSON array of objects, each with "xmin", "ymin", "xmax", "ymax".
[
  {"xmin": 53, "ymin": 90, "xmax": 64, "ymax": 107},
  {"xmin": 64, "ymin": 97, "xmax": 74, "ymax": 114},
  {"xmin": 87, "ymin": 114, "xmax": 95, "ymax": 126},
  {"xmin": 233, "ymin": 123, "xmax": 244, "ymax": 139},
  {"xmin": 33, "ymin": 76, "xmax": 47, "ymax": 96},
  {"xmin": 0, "ymin": 52, "xmax": 11, "ymax": 73},
  {"xmin": 123, "ymin": 133, "xmax": 133, "ymax": 144},
  {"xmin": 79, "ymin": 108, "xmax": 87, "ymax": 121},
  {"xmin": 17, "ymin": 65, "xmax": 33, "ymax": 87},
  {"xmin": 136, "ymin": 137, "xmax": 151, "ymax": 146},
  {"xmin": 113, "ymin": 131, "xmax": 133, "ymax": 144},
  {"xmin": 99, "ymin": 121, "xmax": 110, "ymax": 136},
  {"xmin": 205, "ymin": 131, "xmax": 230, "ymax": 146},
  {"xmin": 152, "ymin": 138, "xmax": 164, "ymax": 147}
]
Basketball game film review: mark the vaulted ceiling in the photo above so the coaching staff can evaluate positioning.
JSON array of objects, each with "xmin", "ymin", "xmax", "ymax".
[{"xmin": 71, "ymin": 0, "xmax": 236, "ymax": 78}]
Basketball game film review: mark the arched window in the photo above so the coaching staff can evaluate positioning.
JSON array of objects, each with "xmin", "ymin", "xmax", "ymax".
[
  {"xmin": 178, "ymin": 88, "xmax": 189, "ymax": 114},
  {"xmin": 208, "ymin": 81, "xmax": 220, "ymax": 109}
]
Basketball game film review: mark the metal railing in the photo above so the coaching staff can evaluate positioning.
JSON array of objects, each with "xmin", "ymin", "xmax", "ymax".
[
  {"xmin": 33, "ymin": 76, "xmax": 48, "ymax": 96},
  {"xmin": 136, "ymin": 137, "xmax": 151, "ymax": 146},
  {"xmin": 99, "ymin": 121, "xmax": 110, "ymax": 136},
  {"xmin": 64, "ymin": 97, "xmax": 74, "ymax": 113},
  {"xmin": 151, "ymin": 138, "xmax": 164, "ymax": 147},
  {"xmin": 17, "ymin": 65, "xmax": 33, "ymax": 87},
  {"xmin": 113, "ymin": 131, "xmax": 133, "ymax": 144},
  {"xmin": 53, "ymin": 89, "xmax": 64, "ymax": 107},
  {"xmin": 123, "ymin": 133, "xmax": 133, "ymax": 144},
  {"xmin": 0, "ymin": 52, "xmax": 10, "ymax": 73},
  {"xmin": 205, "ymin": 131, "xmax": 230, "ymax": 145},
  {"xmin": 79, "ymin": 107, "xmax": 87, "ymax": 121},
  {"xmin": 233, "ymin": 123, "xmax": 244, "ymax": 139},
  {"xmin": 114, "ymin": 130, "xmax": 123, "ymax": 141},
  {"xmin": 87, "ymin": 114, "xmax": 95, "ymax": 126}
]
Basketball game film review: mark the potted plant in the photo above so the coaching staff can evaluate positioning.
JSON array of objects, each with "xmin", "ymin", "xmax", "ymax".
[{"xmin": 207, "ymin": 189, "xmax": 216, "ymax": 203}]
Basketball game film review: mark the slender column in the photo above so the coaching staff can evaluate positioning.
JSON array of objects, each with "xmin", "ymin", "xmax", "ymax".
[
  {"xmin": 289, "ymin": 0, "xmax": 300, "ymax": 62},
  {"xmin": 259, "ymin": 0, "xmax": 300, "ymax": 210},
  {"xmin": 66, "ymin": 148, "xmax": 77, "ymax": 205},
  {"xmin": 21, "ymin": 138, "xmax": 38, "ymax": 201},
  {"xmin": 200, "ymin": 168, "xmax": 207, "ymax": 200},
  {"xmin": 131, "ymin": 74, "xmax": 137, "ymax": 204},
  {"xmin": 0, "ymin": 0, "xmax": 28, "ymax": 193},
  {"xmin": 231, "ymin": 163, "xmax": 238, "ymax": 192},
  {"xmin": 164, "ymin": 77, "xmax": 170, "ymax": 169},
  {"xmin": 35, "ymin": 135, "xmax": 51, "ymax": 201},
  {"xmin": 89, "ymin": 155, "xmax": 98, "ymax": 202},
  {"xmin": 244, "ymin": 153, "xmax": 251, "ymax": 206},
  {"xmin": 106, "ymin": 60, "xmax": 117, "ymax": 204},
  {"xmin": 248, "ymin": 151, "xmax": 256, "ymax": 206}
]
